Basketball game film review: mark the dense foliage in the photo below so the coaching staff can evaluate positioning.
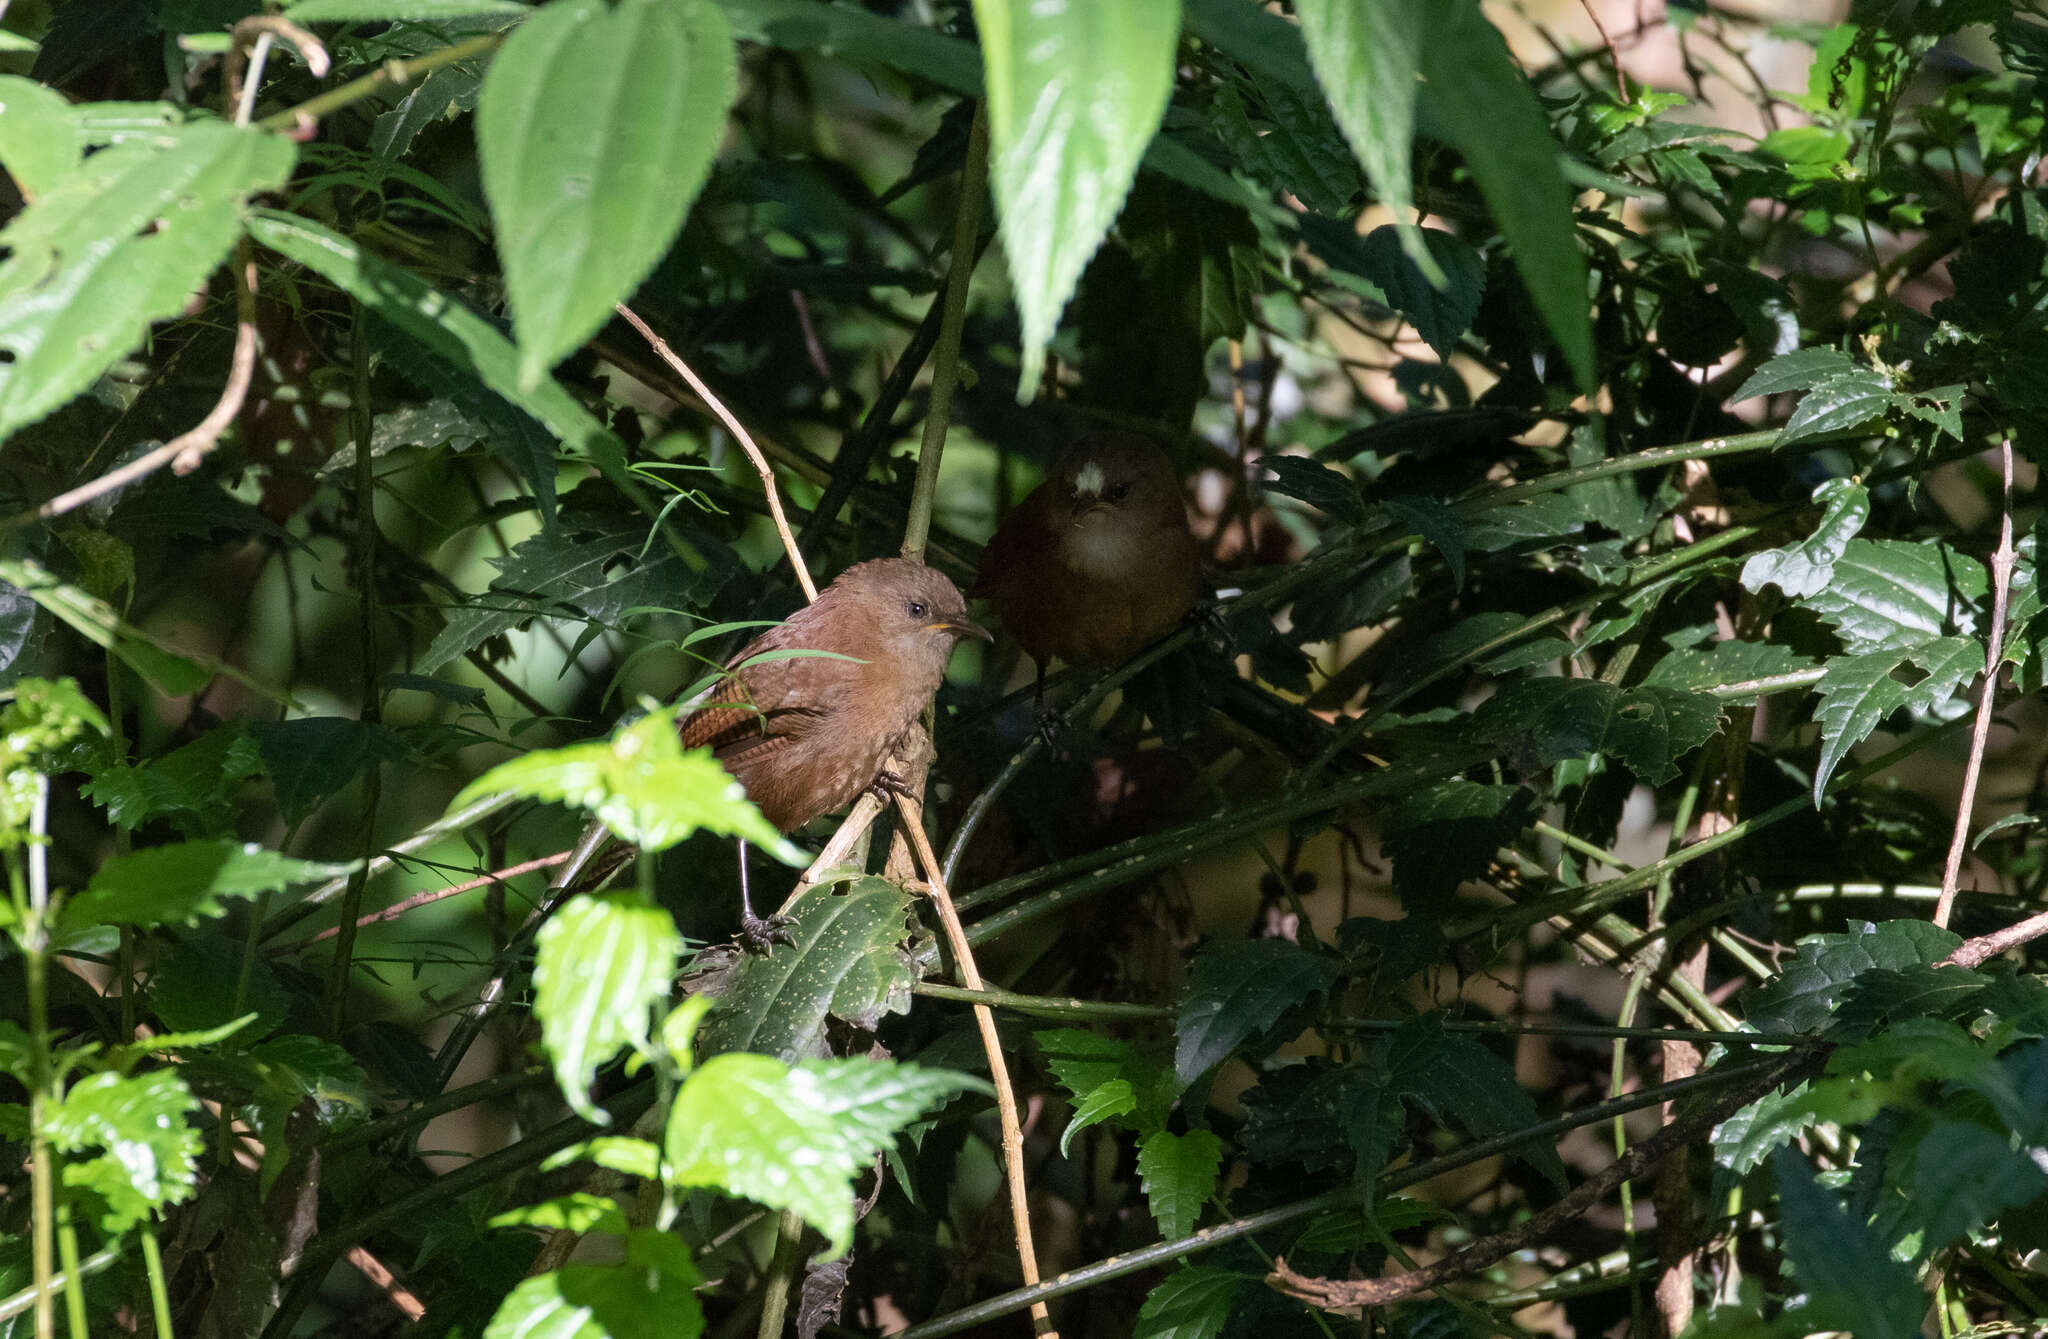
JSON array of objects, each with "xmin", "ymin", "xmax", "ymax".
[{"xmin": 2, "ymin": 0, "xmax": 2047, "ymax": 1336}]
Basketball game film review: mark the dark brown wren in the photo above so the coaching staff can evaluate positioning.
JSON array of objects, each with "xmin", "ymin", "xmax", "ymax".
[
  {"xmin": 973, "ymin": 430, "xmax": 1202, "ymax": 693},
  {"xmin": 677, "ymin": 558, "xmax": 988, "ymax": 944}
]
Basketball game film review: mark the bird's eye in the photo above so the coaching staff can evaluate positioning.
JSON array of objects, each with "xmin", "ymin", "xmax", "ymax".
[
  {"xmin": 906, "ymin": 600, "xmax": 927, "ymax": 619},
  {"xmin": 1107, "ymin": 482, "xmax": 1131, "ymax": 503}
]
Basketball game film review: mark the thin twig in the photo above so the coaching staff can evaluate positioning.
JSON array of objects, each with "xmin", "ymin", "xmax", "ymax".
[
  {"xmin": 257, "ymin": 32, "xmax": 501, "ymax": 135},
  {"xmin": 346, "ymin": 1245, "xmax": 426, "ymax": 1322},
  {"xmin": 225, "ymin": 16, "xmax": 330, "ymax": 125},
  {"xmin": 4, "ymin": 244, "xmax": 261, "ymax": 531},
  {"xmin": 1936, "ymin": 439, "xmax": 2016, "ymax": 930},
  {"xmin": 894, "ymin": 791, "xmax": 1056, "ymax": 1337},
  {"xmin": 293, "ymin": 851, "xmax": 572, "ymax": 949},
  {"xmin": 1578, "ymin": 0, "xmax": 1631, "ymax": 100},
  {"xmin": 900, "ymin": 101, "xmax": 988, "ymax": 564},
  {"xmin": 614, "ymin": 303, "xmax": 817, "ymax": 602},
  {"xmin": 1945, "ymin": 904, "xmax": 2048, "ymax": 970}
]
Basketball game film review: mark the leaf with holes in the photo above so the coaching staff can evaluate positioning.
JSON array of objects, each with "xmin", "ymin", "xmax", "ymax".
[
  {"xmin": 477, "ymin": 0, "xmax": 736, "ymax": 386},
  {"xmin": 974, "ymin": 0, "xmax": 1180, "ymax": 396},
  {"xmin": 1809, "ymin": 638, "xmax": 1980, "ymax": 802},
  {"xmin": 1801, "ymin": 539, "xmax": 1988, "ymax": 655},
  {"xmin": 0, "ymin": 121, "xmax": 292, "ymax": 444},
  {"xmin": 1473, "ymin": 677, "xmax": 1725, "ymax": 786}
]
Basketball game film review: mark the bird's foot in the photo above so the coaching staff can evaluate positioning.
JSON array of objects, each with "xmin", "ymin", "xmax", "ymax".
[
  {"xmin": 738, "ymin": 911, "xmax": 800, "ymax": 954},
  {"xmin": 1033, "ymin": 704, "xmax": 1072, "ymax": 755},
  {"xmin": 867, "ymin": 770, "xmax": 919, "ymax": 804}
]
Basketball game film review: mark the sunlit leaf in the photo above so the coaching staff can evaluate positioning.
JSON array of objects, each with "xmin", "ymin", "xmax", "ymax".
[
  {"xmin": 974, "ymin": 0, "xmax": 1180, "ymax": 396},
  {"xmin": 532, "ymin": 892, "xmax": 681, "ymax": 1122},
  {"xmin": 477, "ymin": 0, "xmax": 736, "ymax": 386}
]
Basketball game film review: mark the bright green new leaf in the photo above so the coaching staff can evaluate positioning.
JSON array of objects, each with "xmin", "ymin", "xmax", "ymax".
[
  {"xmin": 45, "ymin": 1069, "xmax": 204, "ymax": 1233},
  {"xmin": 974, "ymin": 0, "xmax": 1180, "ymax": 398},
  {"xmin": 532, "ymin": 892, "xmax": 681, "ymax": 1123},
  {"xmin": 60, "ymin": 840, "xmax": 351, "ymax": 935},
  {"xmin": 0, "ymin": 121, "xmax": 294, "ymax": 444},
  {"xmin": 1062, "ymin": 1079, "xmax": 1137, "ymax": 1158},
  {"xmin": 477, "ymin": 0, "xmax": 737, "ymax": 387},
  {"xmin": 0, "ymin": 75, "xmax": 81, "ymax": 200},
  {"xmin": 666, "ymin": 1053, "xmax": 973, "ymax": 1256},
  {"xmin": 451, "ymin": 705, "xmax": 798, "ymax": 860},
  {"xmin": 1136, "ymin": 1128, "xmax": 1222, "ymax": 1242},
  {"xmin": 483, "ymin": 1229, "xmax": 702, "ymax": 1339}
]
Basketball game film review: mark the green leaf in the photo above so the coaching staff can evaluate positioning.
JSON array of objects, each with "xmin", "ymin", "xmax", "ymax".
[
  {"xmin": 483, "ymin": 1229, "xmax": 703, "ymax": 1339},
  {"xmin": 0, "ymin": 558, "xmax": 212, "ymax": 696},
  {"xmin": 665, "ymin": 1052, "xmax": 970, "ymax": 1256},
  {"xmin": 477, "ymin": 0, "xmax": 736, "ymax": 387},
  {"xmin": 45, "ymin": 1069, "xmax": 203, "ymax": 1233},
  {"xmin": 1415, "ymin": 1, "xmax": 1592, "ymax": 389},
  {"xmin": 532, "ymin": 892, "xmax": 681, "ymax": 1123},
  {"xmin": 60, "ymin": 840, "xmax": 349, "ymax": 935},
  {"xmin": 1296, "ymin": 0, "xmax": 1426, "ymax": 247},
  {"xmin": 0, "ymin": 75, "xmax": 82, "ymax": 200},
  {"xmin": 417, "ymin": 520, "xmax": 731, "ymax": 673},
  {"xmin": 0, "ymin": 121, "xmax": 294, "ymax": 444},
  {"xmin": 1062, "ymin": 1079, "xmax": 1138, "ymax": 1158},
  {"xmin": 1262, "ymin": 455, "xmax": 1365, "ymax": 522},
  {"xmin": 974, "ymin": 0, "xmax": 1180, "ymax": 397},
  {"xmin": 1910, "ymin": 1118, "xmax": 2048, "ymax": 1253},
  {"xmin": 1176, "ymin": 939, "xmax": 1341, "ymax": 1082},
  {"xmin": 1809, "ymin": 638, "xmax": 1980, "ymax": 802},
  {"xmin": 694, "ymin": 877, "xmax": 917, "ymax": 1063},
  {"xmin": 246, "ymin": 211, "xmax": 633, "ymax": 478},
  {"xmin": 251, "ymin": 717, "xmax": 403, "ymax": 826},
  {"xmin": 1356, "ymin": 225, "xmax": 1485, "ymax": 358},
  {"xmin": 1778, "ymin": 368, "xmax": 1896, "ymax": 445},
  {"xmin": 1473, "ymin": 678, "xmax": 1726, "ymax": 786},
  {"xmin": 1730, "ymin": 346, "xmax": 1857, "ymax": 401},
  {"xmin": 1640, "ymin": 637, "xmax": 1816, "ymax": 693},
  {"xmin": 1772, "ymin": 1148, "xmax": 1924, "ymax": 1339},
  {"xmin": 1136, "ymin": 1128, "xmax": 1222, "ymax": 1241},
  {"xmin": 1391, "ymin": 1015, "xmax": 1568, "ymax": 1191},
  {"xmin": 489, "ymin": 1192, "xmax": 631, "ymax": 1236},
  {"xmin": 1739, "ymin": 478, "xmax": 1869, "ymax": 600},
  {"xmin": 82, "ymin": 723, "xmax": 265, "ymax": 836},
  {"xmin": 717, "ymin": 0, "xmax": 978, "ymax": 95},
  {"xmin": 1743, "ymin": 920, "xmax": 1963, "ymax": 1037},
  {"xmin": 1134, "ymin": 1265, "xmax": 1246, "ymax": 1339},
  {"xmin": 1801, "ymin": 539, "xmax": 1988, "ymax": 655},
  {"xmin": 452, "ymin": 705, "xmax": 798, "ymax": 859},
  {"xmin": 1382, "ymin": 780, "xmax": 1536, "ymax": 905},
  {"xmin": 285, "ymin": 0, "xmax": 527, "ymax": 18}
]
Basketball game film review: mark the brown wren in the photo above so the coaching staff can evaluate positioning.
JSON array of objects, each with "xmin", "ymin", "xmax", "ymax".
[
  {"xmin": 973, "ymin": 430, "xmax": 1202, "ymax": 701},
  {"xmin": 678, "ymin": 557, "xmax": 988, "ymax": 945}
]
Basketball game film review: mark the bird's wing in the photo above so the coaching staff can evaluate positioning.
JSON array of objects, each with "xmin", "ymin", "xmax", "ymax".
[{"xmin": 676, "ymin": 628, "xmax": 831, "ymax": 765}]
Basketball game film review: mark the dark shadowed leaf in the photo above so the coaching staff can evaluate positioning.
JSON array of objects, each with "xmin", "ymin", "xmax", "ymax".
[{"xmin": 1177, "ymin": 939, "xmax": 1340, "ymax": 1082}]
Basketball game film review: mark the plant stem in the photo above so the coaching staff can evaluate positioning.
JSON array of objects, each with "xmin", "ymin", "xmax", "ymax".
[{"xmin": 901, "ymin": 101, "xmax": 988, "ymax": 565}]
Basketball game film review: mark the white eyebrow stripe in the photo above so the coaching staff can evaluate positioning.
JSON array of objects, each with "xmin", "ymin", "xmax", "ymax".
[{"xmin": 1073, "ymin": 461, "xmax": 1105, "ymax": 496}]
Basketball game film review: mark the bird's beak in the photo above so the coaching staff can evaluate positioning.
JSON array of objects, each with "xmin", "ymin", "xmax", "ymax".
[
  {"xmin": 929, "ymin": 617, "xmax": 993, "ymax": 643},
  {"xmin": 1071, "ymin": 500, "xmax": 1112, "ymax": 525}
]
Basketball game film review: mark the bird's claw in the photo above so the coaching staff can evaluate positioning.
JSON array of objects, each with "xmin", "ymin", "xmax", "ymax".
[
  {"xmin": 738, "ymin": 911, "xmax": 800, "ymax": 954},
  {"xmin": 1033, "ymin": 705, "xmax": 1071, "ymax": 755}
]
